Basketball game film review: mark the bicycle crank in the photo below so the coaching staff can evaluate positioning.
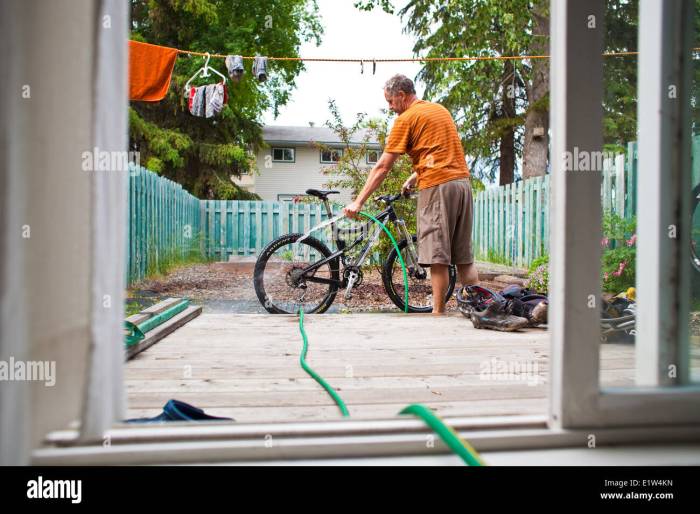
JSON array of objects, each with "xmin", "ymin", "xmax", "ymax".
[{"xmin": 344, "ymin": 269, "xmax": 361, "ymax": 300}]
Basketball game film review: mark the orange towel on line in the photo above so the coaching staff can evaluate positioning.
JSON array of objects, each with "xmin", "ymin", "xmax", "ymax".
[{"xmin": 129, "ymin": 40, "xmax": 178, "ymax": 102}]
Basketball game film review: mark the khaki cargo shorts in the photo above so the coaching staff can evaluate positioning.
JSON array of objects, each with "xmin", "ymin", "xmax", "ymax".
[{"xmin": 416, "ymin": 177, "xmax": 474, "ymax": 266}]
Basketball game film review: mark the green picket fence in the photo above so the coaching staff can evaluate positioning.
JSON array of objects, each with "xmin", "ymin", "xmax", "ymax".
[
  {"xmin": 127, "ymin": 165, "xmax": 203, "ymax": 285},
  {"xmin": 202, "ymin": 200, "xmax": 343, "ymax": 261},
  {"xmin": 127, "ymin": 141, "xmax": 656, "ymax": 283},
  {"xmin": 472, "ymin": 142, "xmax": 638, "ymax": 269}
]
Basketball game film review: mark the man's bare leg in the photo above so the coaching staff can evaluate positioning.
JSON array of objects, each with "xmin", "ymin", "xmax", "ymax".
[
  {"xmin": 431, "ymin": 264, "xmax": 449, "ymax": 315},
  {"xmin": 457, "ymin": 262, "xmax": 479, "ymax": 288}
]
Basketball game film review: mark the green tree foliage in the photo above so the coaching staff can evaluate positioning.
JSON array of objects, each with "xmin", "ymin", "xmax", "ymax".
[
  {"xmin": 604, "ymin": 0, "xmax": 638, "ymax": 153},
  {"xmin": 356, "ymin": 1, "xmax": 700, "ymax": 183},
  {"xmin": 356, "ymin": 0, "xmax": 545, "ymax": 185},
  {"xmin": 605, "ymin": 0, "xmax": 700, "ymax": 146},
  {"xmin": 129, "ymin": 0, "xmax": 323, "ymax": 199},
  {"xmin": 316, "ymin": 100, "xmax": 414, "ymax": 262}
]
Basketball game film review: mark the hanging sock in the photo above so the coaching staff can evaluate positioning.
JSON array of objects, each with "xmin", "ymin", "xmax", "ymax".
[
  {"xmin": 225, "ymin": 55, "xmax": 245, "ymax": 82},
  {"xmin": 128, "ymin": 40, "xmax": 178, "ymax": 102},
  {"xmin": 253, "ymin": 56, "xmax": 268, "ymax": 82}
]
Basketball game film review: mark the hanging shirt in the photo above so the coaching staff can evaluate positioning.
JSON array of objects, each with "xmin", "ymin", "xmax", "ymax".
[
  {"xmin": 186, "ymin": 82, "xmax": 228, "ymax": 118},
  {"xmin": 128, "ymin": 40, "xmax": 178, "ymax": 102}
]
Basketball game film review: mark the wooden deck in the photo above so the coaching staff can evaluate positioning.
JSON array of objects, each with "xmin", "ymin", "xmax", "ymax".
[{"xmin": 125, "ymin": 313, "xmax": 636, "ymax": 422}]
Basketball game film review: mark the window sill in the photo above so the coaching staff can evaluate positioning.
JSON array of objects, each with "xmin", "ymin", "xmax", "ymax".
[{"xmin": 32, "ymin": 415, "xmax": 700, "ymax": 465}]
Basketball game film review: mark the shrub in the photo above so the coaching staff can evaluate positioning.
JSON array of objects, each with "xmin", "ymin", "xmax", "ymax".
[
  {"xmin": 527, "ymin": 254, "xmax": 549, "ymax": 294},
  {"xmin": 601, "ymin": 211, "xmax": 636, "ymax": 293}
]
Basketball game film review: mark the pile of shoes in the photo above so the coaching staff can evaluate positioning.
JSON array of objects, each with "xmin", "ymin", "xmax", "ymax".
[
  {"xmin": 600, "ymin": 287, "xmax": 636, "ymax": 343},
  {"xmin": 456, "ymin": 284, "xmax": 549, "ymax": 332}
]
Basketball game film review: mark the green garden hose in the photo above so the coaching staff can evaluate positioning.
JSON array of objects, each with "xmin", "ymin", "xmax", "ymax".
[
  {"xmin": 294, "ymin": 212, "xmax": 484, "ymax": 465},
  {"xmin": 399, "ymin": 404, "xmax": 485, "ymax": 466},
  {"xmin": 298, "ymin": 307, "xmax": 350, "ymax": 417},
  {"xmin": 358, "ymin": 211, "xmax": 408, "ymax": 313},
  {"xmin": 297, "ymin": 307, "xmax": 484, "ymax": 465}
]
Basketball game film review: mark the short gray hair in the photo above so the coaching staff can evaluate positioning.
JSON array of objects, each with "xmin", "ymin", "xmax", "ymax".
[{"xmin": 384, "ymin": 74, "xmax": 416, "ymax": 96}]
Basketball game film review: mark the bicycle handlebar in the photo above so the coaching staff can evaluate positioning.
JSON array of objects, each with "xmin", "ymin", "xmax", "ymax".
[{"xmin": 378, "ymin": 191, "xmax": 414, "ymax": 204}]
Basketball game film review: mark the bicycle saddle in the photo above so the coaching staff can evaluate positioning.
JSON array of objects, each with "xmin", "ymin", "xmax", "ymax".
[{"xmin": 306, "ymin": 188, "xmax": 340, "ymax": 200}]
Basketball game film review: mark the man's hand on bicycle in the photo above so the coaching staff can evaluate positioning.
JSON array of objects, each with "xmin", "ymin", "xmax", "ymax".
[
  {"xmin": 401, "ymin": 172, "xmax": 418, "ymax": 196},
  {"xmin": 343, "ymin": 200, "xmax": 363, "ymax": 219}
]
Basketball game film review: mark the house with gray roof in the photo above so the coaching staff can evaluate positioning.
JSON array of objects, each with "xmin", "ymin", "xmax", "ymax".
[{"xmin": 234, "ymin": 125, "xmax": 382, "ymax": 203}]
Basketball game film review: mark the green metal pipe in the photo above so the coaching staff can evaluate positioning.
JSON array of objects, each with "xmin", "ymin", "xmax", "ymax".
[{"xmin": 124, "ymin": 299, "xmax": 190, "ymax": 347}]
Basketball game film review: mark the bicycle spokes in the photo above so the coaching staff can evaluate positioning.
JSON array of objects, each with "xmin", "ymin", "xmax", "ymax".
[
  {"xmin": 261, "ymin": 240, "xmax": 334, "ymax": 313},
  {"xmin": 388, "ymin": 247, "xmax": 434, "ymax": 309}
]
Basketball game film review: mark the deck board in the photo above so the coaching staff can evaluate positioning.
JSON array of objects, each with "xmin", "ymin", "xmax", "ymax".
[{"xmin": 125, "ymin": 313, "xmax": 637, "ymax": 422}]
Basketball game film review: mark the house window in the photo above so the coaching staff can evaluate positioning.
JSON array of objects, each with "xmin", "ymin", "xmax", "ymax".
[
  {"xmin": 366, "ymin": 150, "xmax": 379, "ymax": 165},
  {"xmin": 272, "ymin": 147, "xmax": 295, "ymax": 163},
  {"xmin": 320, "ymin": 149, "xmax": 343, "ymax": 163},
  {"xmin": 277, "ymin": 194, "xmax": 297, "ymax": 203}
]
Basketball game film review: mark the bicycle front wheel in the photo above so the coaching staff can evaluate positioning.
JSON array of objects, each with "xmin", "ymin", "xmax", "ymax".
[
  {"xmin": 254, "ymin": 233, "xmax": 340, "ymax": 314},
  {"xmin": 382, "ymin": 236, "xmax": 457, "ymax": 313}
]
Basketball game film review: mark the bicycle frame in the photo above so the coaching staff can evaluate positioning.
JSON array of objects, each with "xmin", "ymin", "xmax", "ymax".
[{"xmin": 296, "ymin": 199, "xmax": 419, "ymax": 288}]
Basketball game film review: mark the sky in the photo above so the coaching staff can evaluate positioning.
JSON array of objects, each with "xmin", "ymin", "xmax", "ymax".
[{"xmin": 262, "ymin": 0, "xmax": 424, "ymax": 127}]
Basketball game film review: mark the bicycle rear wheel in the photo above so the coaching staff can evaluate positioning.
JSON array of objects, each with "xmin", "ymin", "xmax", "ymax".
[
  {"xmin": 254, "ymin": 233, "xmax": 340, "ymax": 314},
  {"xmin": 382, "ymin": 236, "xmax": 457, "ymax": 313}
]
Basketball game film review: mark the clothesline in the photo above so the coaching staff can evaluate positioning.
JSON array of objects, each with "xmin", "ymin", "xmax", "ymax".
[
  {"xmin": 137, "ymin": 40, "xmax": 700, "ymax": 62},
  {"xmin": 177, "ymin": 49, "xmax": 637, "ymax": 61},
  {"xmin": 130, "ymin": 43, "xmax": 652, "ymax": 63},
  {"xmin": 128, "ymin": 39, "xmax": 700, "ymax": 104},
  {"xmin": 167, "ymin": 43, "xmax": 700, "ymax": 63}
]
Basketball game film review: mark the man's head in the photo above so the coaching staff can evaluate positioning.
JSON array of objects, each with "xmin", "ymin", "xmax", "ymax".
[{"xmin": 384, "ymin": 74, "xmax": 417, "ymax": 114}]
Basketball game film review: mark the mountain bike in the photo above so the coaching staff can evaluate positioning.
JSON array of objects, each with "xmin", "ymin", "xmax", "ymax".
[{"xmin": 253, "ymin": 188, "xmax": 457, "ymax": 314}]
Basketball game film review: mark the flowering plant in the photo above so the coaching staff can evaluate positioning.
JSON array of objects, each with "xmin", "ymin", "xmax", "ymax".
[
  {"xmin": 601, "ymin": 212, "xmax": 636, "ymax": 293},
  {"xmin": 526, "ymin": 254, "xmax": 549, "ymax": 294}
]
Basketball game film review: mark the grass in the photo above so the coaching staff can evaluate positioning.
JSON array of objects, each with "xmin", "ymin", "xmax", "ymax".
[
  {"xmin": 125, "ymin": 301, "xmax": 142, "ymax": 317},
  {"xmin": 691, "ymin": 297, "xmax": 700, "ymax": 312},
  {"xmin": 132, "ymin": 232, "xmax": 215, "ymax": 285},
  {"xmin": 482, "ymin": 248, "xmax": 515, "ymax": 267}
]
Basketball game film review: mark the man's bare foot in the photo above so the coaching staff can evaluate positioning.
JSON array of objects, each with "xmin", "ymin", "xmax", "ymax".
[{"xmin": 432, "ymin": 310, "xmax": 447, "ymax": 316}]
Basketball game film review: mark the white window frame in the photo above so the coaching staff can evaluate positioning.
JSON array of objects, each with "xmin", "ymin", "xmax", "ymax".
[
  {"xmin": 366, "ymin": 149, "xmax": 379, "ymax": 165},
  {"xmin": 271, "ymin": 147, "xmax": 295, "ymax": 163},
  {"xmin": 320, "ymin": 148, "xmax": 343, "ymax": 164},
  {"xmin": 31, "ymin": 0, "xmax": 700, "ymax": 465},
  {"xmin": 277, "ymin": 193, "xmax": 298, "ymax": 203},
  {"xmin": 549, "ymin": 0, "xmax": 700, "ymax": 430}
]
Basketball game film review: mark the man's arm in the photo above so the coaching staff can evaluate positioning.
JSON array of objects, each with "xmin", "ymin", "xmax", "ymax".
[{"xmin": 343, "ymin": 151, "xmax": 400, "ymax": 218}]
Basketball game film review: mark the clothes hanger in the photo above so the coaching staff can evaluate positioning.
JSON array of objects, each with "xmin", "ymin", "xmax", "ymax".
[{"xmin": 185, "ymin": 53, "xmax": 228, "ymax": 91}]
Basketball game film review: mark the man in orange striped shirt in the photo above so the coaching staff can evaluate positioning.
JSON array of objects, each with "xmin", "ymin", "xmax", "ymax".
[{"xmin": 343, "ymin": 74, "xmax": 479, "ymax": 314}]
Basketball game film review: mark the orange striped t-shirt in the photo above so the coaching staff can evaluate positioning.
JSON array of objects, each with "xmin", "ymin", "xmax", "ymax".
[{"xmin": 384, "ymin": 99, "xmax": 470, "ymax": 190}]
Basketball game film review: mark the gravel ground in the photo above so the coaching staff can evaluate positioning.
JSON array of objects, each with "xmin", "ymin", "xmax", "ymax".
[
  {"xmin": 126, "ymin": 261, "xmax": 700, "ymax": 349},
  {"xmin": 127, "ymin": 261, "xmax": 527, "ymax": 314}
]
